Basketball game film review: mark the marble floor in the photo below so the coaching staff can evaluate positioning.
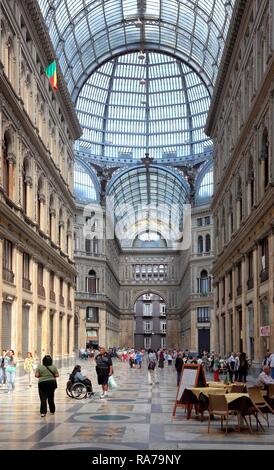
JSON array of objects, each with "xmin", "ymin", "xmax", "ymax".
[{"xmin": 0, "ymin": 360, "xmax": 274, "ymax": 450}]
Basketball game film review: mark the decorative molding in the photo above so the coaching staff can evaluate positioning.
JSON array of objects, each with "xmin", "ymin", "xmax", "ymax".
[
  {"xmin": 205, "ymin": 0, "xmax": 248, "ymax": 135},
  {"xmin": 23, "ymin": 0, "xmax": 82, "ymax": 141}
]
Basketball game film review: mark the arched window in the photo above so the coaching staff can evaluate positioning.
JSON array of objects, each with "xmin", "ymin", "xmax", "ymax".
[
  {"xmin": 237, "ymin": 176, "xmax": 243, "ymax": 225},
  {"xmin": 221, "ymin": 205, "xmax": 226, "ymax": 245},
  {"xmin": 198, "ymin": 236, "xmax": 203, "ymax": 254},
  {"xmin": 37, "ymin": 177, "xmax": 44, "ymax": 228},
  {"xmin": 66, "ymin": 219, "xmax": 71, "ymax": 255},
  {"xmin": 205, "ymin": 234, "xmax": 211, "ymax": 252},
  {"xmin": 58, "ymin": 208, "xmax": 63, "ymax": 248},
  {"xmin": 86, "ymin": 269, "xmax": 97, "ymax": 294},
  {"xmin": 2, "ymin": 132, "xmax": 10, "ymax": 195},
  {"xmin": 85, "ymin": 238, "xmax": 91, "ymax": 253},
  {"xmin": 22, "ymin": 158, "xmax": 28, "ymax": 213},
  {"xmin": 93, "ymin": 237, "xmax": 99, "ymax": 254},
  {"xmin": 49, "ymin": 194, "xmax": 55, "ymax": 239},
  {"xmin": 248, "ymin": 156, "xmax": 255, "ymax": 210},
  {"xmin": 1, "ymin": 22, "xmax": 5, "ymax": 70},
  {"xmin": 7, "ymin": 37, "xmax": 14, "ymax": 83},
  {"xmin": 199, "ymin": 269, "xmax": 209, "ymax": 294},
  {"xmin": 261, "ymin": 128, "xmax": 269, "ymax": 189},
  {"xmin": 228, "ymin": 193, "xmax": 233, "ymax": 238}
]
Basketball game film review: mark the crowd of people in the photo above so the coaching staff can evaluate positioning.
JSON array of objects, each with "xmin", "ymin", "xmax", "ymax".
[{"xmin": 1, "ymin": 346, "xmax": 274, "ymax": 419}]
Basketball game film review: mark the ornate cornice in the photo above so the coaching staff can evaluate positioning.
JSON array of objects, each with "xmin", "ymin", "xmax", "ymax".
[
  {"xmin": 212, "ymin": 188, "xmax": 274, "ymax": 274},
  {"xmin": 211, "ymin": 56, "xmax": 274, "ymax": 207},
  {"xmin": 205, "ymin": 0, "xmax": 248, "ymax": 136},
  {"xmin": 23, "ymin": 0, "xmax": 82, "ymax": 141}
]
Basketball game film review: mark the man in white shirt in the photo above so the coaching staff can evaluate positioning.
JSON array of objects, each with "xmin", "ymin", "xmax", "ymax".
[
  {"xmin": 257, "ymin": 366, "xmax": 274, "ymax": 388},
  {"xmin": 269, "ymin": 352, "xmax": 274, "ymax": 379}
]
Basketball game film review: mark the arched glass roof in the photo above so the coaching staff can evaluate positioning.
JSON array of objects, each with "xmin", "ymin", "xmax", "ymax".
[
  {"xmin": 195, "ymin": 160, "xmax": 213, "ymax": 205},
  {"xmin": 106, "ymin": 164, "xmax": 189, "ymax": 245},
  {"xmin": 38, "ymin": 0, "xmax": 235, "ymax": 101},
  {"xmin": 74, "ymin": 159, "xmax": 98, "ymax": 202},
  {"xmin": 76, "ymin": 52, "xmax": 212, "ymax": 162},
  {"xmin": 133, "ymin": 232, "xmax": 168, "ymax": 248}
]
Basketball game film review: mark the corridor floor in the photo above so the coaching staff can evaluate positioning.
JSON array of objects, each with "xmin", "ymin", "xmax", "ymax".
[{"xmin": 0, "ymin": 360, "xmax": 274, "ymax": 450}]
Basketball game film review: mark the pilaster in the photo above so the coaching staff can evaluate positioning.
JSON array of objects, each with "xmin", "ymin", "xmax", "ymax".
[{"xmin": 13, "ymin": 246, "xmax": 23, "ymax": 357}]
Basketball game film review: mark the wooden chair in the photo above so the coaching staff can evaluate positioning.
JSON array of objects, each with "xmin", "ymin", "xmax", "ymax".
[
  {"xmin": 208, "ymin": 394, "xmax": 240, "ymax": 434},
  {"xmin": 240, "ymin": 405, "xmax": 265, "ymax": 432},
  {"xmin": 248, "ymin": 386, "xmax": 274, "ymax": 427},
  {"xmin": 230, "ymin": 384, "xmax": 245, "ymax": 393},
  {"xmin": 267, "ymin": 384, "xmax": 274, "ymax": 400}
]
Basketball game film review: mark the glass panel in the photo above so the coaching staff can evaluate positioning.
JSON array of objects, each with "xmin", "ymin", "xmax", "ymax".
[
  {"xmin": 38, "ymin": 0, "xmax": 235, "ymax": 114},
  {"xmin": 74, "ymin": 51, "xmax": 213, "ymax": 161},
  {"xmin": 74, "ymin": 160, "xmax": 97, "ymax": 201}
]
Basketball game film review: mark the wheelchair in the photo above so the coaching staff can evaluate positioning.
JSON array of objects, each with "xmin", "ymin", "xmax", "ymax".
[{"xmin": 66, "ymin": 377, "xmax": 95, "ymax": 400}]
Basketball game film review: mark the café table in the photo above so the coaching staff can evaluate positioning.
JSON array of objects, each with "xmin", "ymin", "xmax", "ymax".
[{"xmin": 180, "ymin": 387, "xmax": 227, "ymax": 419}]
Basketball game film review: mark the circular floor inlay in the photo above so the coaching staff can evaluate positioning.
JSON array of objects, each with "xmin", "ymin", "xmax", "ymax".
[{"xmin": 89, "ymin": 415, "xmax": 130, "ymax": 421}]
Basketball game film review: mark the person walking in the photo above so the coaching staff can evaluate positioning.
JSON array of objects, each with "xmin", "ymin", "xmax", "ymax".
[
  {"xmin": 167, "ymin": 351, "xmax": 173, "ymax": 366},
  {"xmin": 158, "ymin": 349, "xmax": 165, "ymax": 368},
  {"xmin": 135, "ymin": 351, "xmax": 142, "ymax": 369},
  {"xmin": 5, "ymin": 350, "xmax": 16, "ymax": 394},
  {"xmin": 227, "ymin": 352, "xmax": 238, "ymax": 383},
  {"xmin": 175, "ymin": 353, "xmax": 183, "ymax": 386},
  {"xmin": 95, "ymin": 346, "xmax": 113, "ymax": 399},
  {"xmin": 238, "ymin": 352, "xmax": 249, "ymax": 383},
  {"xmin": 0, "ymin": 349, "xmax": 7, "ymax": 386},
  {"xmin": 24, "ymin": 352, "xmax": 34, "ymax": 387},
  {"xmin": 35, "ymin": 355, "xmax": 59, "ymax": 417},
  {"xmin": 213, "ymin": 354, "xmax": 221, "ymax": 382},
  {"xmin": 129, "ymin": 350, "xmax": 135, "ymax": 368},
  {"xmin": 147, "ymin": 349, "xmax": 158, "ymax": 385}
]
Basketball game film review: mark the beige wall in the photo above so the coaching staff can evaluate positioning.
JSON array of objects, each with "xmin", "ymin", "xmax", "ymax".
[
  {"xmin": 0, "ymin": 0, "xmax": 80, "ymax": 372},
  {"xmin": 206, "ymin": 0, "xmax": 274, "ymax": 370}
]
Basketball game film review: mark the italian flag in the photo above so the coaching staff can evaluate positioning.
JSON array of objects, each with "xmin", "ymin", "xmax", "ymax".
[{"xmin": 45, "ymin": 60, "xmax": 57, "ymax": 90}]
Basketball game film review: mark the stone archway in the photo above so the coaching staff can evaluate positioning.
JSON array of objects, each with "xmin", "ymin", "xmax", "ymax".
[{"xmin": 119, "ymin": 287, "xmax": 180, "ymax": 349}]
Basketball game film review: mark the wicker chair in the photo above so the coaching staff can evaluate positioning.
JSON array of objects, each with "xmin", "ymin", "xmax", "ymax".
[{"xmin": 208, "ymin": 394, "xmax": 240, "ymax": 434}]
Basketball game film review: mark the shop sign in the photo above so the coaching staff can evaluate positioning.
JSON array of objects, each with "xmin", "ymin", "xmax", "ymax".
[{"xmin": 260, "ymin": 325, "xmax": 270, "ymax": 336}]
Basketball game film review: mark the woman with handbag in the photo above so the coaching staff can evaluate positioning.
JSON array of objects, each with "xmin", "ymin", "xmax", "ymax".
[{"xmin": 35, "ymin": 355, "xmax": 59, "ymax": 417}]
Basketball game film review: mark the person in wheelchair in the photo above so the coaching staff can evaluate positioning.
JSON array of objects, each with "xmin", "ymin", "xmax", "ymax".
[{"xmin": 70, "ymin": 365, "xmax": 93, "ymax": 394}]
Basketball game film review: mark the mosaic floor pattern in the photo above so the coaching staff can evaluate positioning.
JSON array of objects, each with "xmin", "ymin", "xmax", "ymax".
[{"xmin": 0, "ymin": 360, "xmax": 274, "ymax": 450}]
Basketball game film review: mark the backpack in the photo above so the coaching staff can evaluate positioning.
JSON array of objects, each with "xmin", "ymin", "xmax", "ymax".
[{"xmin": 148, "ymin": 361, "xmax": 156, "ymax": 370}]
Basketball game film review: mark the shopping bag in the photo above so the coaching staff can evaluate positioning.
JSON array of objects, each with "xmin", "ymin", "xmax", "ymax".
[{"xmin": 108, "ymin": 375, "xmax": 118, "ymax": 390}]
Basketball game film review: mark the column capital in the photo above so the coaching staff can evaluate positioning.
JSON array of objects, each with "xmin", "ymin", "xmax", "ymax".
[
  {"xmin": 49, "ymin": 208, "xmax": 56, "ymax": 217},
  {"xmin": 38, "ymin": 193, "xmax": 46, "ymax": 203},
  {"xmin": 14, "ymin": 241, "xmax": 25, "ymax": 252},
  {"xmin": 25, "ymin": 176, "xmax": 33, "ymax": 187},
  {"xmin": 7, "ymin": 152, "xmax": 16, "ymax": 164}
]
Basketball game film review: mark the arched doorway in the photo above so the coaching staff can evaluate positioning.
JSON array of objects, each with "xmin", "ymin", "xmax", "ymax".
[{"xmin": 134, "ymin": 292, "xmax": 166, "ymax": 350}]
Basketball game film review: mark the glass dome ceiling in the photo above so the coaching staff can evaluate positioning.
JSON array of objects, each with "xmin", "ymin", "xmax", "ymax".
[
  {"xmin": 76, "ymin": 52, "xmax": 212, "ymax": 161},
  {"xmin": 38, "ymin": 0, "xmax": 235, "ymax": 101},
  {"xmin": 106, "ymin": 164, "xmax": 190, "ymax": 246}
]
